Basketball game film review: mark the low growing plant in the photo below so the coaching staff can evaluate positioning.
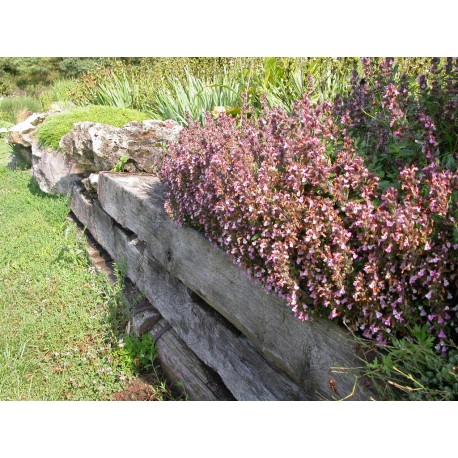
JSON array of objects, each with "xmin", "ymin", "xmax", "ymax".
[
  {"xmin": 111, "ymin": 155, "xmax": 130, "ymax": 172},
  {"xmin": 118, "ymin": 333, "xmax": 158, "ymax": 374},
  {"xmin": 351, "ymin": 326, "xmax": 458, "ymax": 400},
  {"xmin": 36, "ymin": 105, "xmax": 149, "ymax": 150},
  {"xmin": 334, "ymin": 57, "xmax": 458, "ymax": 183}
]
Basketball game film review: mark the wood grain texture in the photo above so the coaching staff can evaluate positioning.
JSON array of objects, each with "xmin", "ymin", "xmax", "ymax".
[
  {"xmin": 95, "ymin": 173, "xmax": 373, "ymax": 400},
  {"xmin": 149, "ymin": 319, "xmax": 235, "ymax": 401},
  {"xmin": 71, "ymin": 185, "xmax": 312, "ymax": 400}
]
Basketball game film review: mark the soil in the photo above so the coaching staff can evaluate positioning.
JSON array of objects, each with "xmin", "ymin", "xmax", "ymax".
[{"xmin": 111, "ymin": 374, "xmax": 165, "ymax": 401}]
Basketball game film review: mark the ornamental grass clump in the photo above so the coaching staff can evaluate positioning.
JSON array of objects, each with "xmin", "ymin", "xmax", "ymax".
[{"xmin": 161, "ymin": 94, "xmax": 458, "ymax": 351}]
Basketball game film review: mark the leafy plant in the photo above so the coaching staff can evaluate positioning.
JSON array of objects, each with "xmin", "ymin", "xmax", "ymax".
[
  {"xmin": 334, "ymin": 57, "xmax": 458, "ymax": 183},
  {"xmin": 0, "ymin": 120, "xmax": 13, "ymax": 136},
  {"xmin": 354, "ymin": 326, "xmax": 458, "ymax": 400},
  {"xmin": 162, "ymin": 94, "xmax": 458, "ymax": 350},
  {"xmin": 147, "ymin": 69, "xmax": 248, "ymax": 125},
  {"xmin": 0, "ymin": 57, "xmax": 109, "ymax": 96},
  {"xmin": 119, "ymin": 333, "xmax": 158, "ymax": 373},
  {"xmin": 252, "ymin": 57, "xmax": 358, "ymax": 112},
  {"xmin": 111, "ymin": 155, "xmax": 130, "ymax": 172},
  {"xmin": 40, "ymin": 79, "xmax": 78, "ymax": 109}
]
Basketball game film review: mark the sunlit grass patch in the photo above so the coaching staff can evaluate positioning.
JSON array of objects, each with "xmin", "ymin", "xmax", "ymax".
[{"xmin": 0, "ymin": 140, "xmax": 172, "ymax": 400}]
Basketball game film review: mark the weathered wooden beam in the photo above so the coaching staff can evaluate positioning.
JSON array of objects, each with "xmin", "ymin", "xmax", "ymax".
[
  {"xmin": 149, "ymin": 319, "xmax": 235, "ymax": 401},
  {"xmin": 97, "ymin": 173, "xmax": 371, "ymax": 400},
  {"xmin": 71, "ymin": 185, "xmax": 312, "ymax": 400},
  {"xmin": 71, "ymin": 207, "xmax": 233, "ymax": 401}
]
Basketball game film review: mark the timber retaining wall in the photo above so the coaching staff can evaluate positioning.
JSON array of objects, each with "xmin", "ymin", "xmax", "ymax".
[
  {"xmin": 69, "ymin": 172, "xmax": 373, "ymax": 400},
  {"xmin": 6, "ymin": 117, "xmax": 374, "ymax": 400}
]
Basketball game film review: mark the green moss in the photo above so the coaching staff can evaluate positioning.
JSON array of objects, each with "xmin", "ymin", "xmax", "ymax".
[{"xmin": 36, "ymin": 105, "xmax": 150, "ymax": 150}]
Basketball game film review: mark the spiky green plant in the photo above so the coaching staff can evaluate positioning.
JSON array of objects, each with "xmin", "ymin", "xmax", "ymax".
[
  {"xmin": 147, "ymin": 69, "xmax": 249, "ymax": 125},
  {"xmin": 40, "ymin": 79, "xmax": 78, "ymax": 109}
]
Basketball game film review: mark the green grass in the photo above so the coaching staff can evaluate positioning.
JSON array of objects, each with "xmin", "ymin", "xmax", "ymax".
[
  {"xmin": 0, "ymin": 140, "xmax": 170, "ymax": 400},
  {"xmin": 36, "ymin": 105, "xmax": 150, "ymax": 151},
  {"xmin": 0, "ymin": 96, "xmax": 43, "ymax": 124},
  {"xmin": 0, "ymin": 120, "xmax": 13, "ymax": 132}
]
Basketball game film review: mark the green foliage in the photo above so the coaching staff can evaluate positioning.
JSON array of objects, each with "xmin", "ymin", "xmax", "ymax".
[
  {"xmin": 116, "ymin": 334, "xmax": 158, "ymax": 374},
  {"xmin": 0, "ymin": 57, "xmax": 109, "ymax": 96},
  {"xmin": 81, "ymin": 66, "xmax": 150, "ymax": 110},
  {"xmin": 0, "ymin": 96, "xmax": 43, "ymax": 123},
  {"xmin": 36, "ymin": 105, "xmax": 149, "ymax": 150},
  {"xmin": 111, "ymin": 155, "xmax": 130, "ymax": 172},
  {"xmin": 256, "ymin": 57, "xmax": 359, "ymax": 111},
  {"xmin": 147, "ymin": 69, "xmax": 248, "ymax": 125},
  {"xmin": 71, "ymin": 57, "xmax": 362, "ymax": 125},
  {"xmin": 0, "ymin": 120, "xmax": 13, "ymax": 136},
  {"xmin": 353, "ymin": 326, "xmax": 458, "ymax": 401},
  {"xmin": 39, "ymin": 79, "xmax": 78, "ymax": 109},
  {"xmin": 71, "ymin": 57, "xmax": 255, "ymax": 107}
]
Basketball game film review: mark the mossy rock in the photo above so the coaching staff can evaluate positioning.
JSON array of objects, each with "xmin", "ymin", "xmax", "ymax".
[{"xmin": 36, "ymin": 105, "xmax": 150, "ymax": 150}]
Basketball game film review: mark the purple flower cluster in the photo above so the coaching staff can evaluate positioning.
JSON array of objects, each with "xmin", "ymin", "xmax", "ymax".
[
  {"xmin": 335, "ymin": 58, "xmax": 458, "ymax": 178},
  {"xmin": 161, "ymin": 61, "xmax": 458, "ymax": 350}
]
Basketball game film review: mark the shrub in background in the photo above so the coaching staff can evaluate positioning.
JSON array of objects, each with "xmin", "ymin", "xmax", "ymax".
[
  {"xmin": 70, "ymin": 58, "xmax": 361, "ymax": 125},
  {"xmin": 39, "ymin": 79, "xmax": 78, "ymax": 109},
  {"xmin": 0, "ymin": 57, "xmax": 109, "ymax": 97},
  {"xmin": 147, "ymin": 69, "xmax": 248, "ymax": 125},
  {"xmin": 70, "ymin": 58, "xmax": 248, "ymax": 109},
  {"xmin": 71, "ymin": 61, "xmax": 156, "ymax": 110},
  {"xmin": 162, "ymin": 94, "xmax": 458, "ymax": 351}
]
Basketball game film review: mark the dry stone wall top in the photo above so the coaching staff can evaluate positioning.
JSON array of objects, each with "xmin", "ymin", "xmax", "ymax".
[{"xmin": 60, "ymin": 119, "xmax": 182, "ymax": 175}]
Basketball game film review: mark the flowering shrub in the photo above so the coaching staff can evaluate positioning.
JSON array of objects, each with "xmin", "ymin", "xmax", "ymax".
[
  {"xmin": 334, "ymin": 57, "xmax": 458, "ymax": 183},
  {"xmin": 161, "ymin": 62, "xmax": 458, "ymax": 351}
]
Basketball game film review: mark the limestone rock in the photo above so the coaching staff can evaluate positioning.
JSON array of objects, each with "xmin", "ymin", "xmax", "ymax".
[
  {"xmin": 59, "ymin": 119, "xmax": 182, "ymax": 175},
  {"xmin": 8, "ymin": 112, "xmax": 48, "ymax": 147},
  {"xmin": 32, "ymin": 142, "xmax": 84, "ymax": 195},
  {"xmin": 82, "ymin": 173, "xmax": 99, "ymax": 194}
]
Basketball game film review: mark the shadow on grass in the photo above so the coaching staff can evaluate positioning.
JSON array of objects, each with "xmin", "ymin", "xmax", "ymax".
[
  {"xmin": 26, "ymin": 175, "xmax": 67, "ymax": 200},
  {"xmin": 2, "ymin": 143, "xmax": 30, "ymax": 171}
]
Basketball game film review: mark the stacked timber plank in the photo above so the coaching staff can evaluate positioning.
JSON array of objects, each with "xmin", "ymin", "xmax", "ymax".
[{"xmin": 69, "ymin": 173, "xmax": 373, "ymax": 400}]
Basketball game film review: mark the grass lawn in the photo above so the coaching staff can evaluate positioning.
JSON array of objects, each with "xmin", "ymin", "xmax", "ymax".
[{"xmin": 0, "ymin": 139, "xmax": 170, "ymax": 400}]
